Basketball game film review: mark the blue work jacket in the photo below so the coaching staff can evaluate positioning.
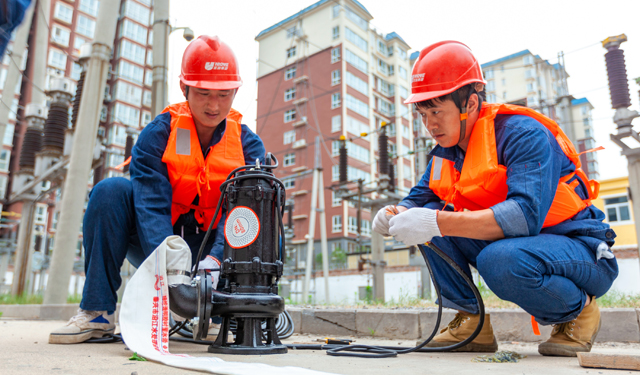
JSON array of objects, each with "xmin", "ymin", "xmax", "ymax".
[
  {"xmin": 399, "ymin": 114, "xmax": 616, "ymax": 252},
  {"xmin": 129, "ymin": 111, "xmax": 266, "ymax": 260}
]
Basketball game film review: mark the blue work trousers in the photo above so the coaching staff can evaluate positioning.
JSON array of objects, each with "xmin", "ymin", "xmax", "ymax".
[
  {"xmin": 425, "ymin": 233, "xmax": 619, "ymax": 325},
  {"xmin": 80, "ymin": 178, "xmax": 216, "ymax": 312}
]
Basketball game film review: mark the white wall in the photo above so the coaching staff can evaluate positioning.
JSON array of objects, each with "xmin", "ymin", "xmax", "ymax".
[{"xmin": 610, "ymin": 258, "xmax": 640, "ymax": 296}]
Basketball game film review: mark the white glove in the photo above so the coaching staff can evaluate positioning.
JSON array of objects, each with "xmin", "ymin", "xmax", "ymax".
[
  {"xmin": 198, "ymin": 255, "xmax": 221, "ymax": 287},
  {"xmin": 373, "ymin": 205, "xmax": 399, "ymax": 236},
  {"xmin": 389, "ymin": 208, "xmax": 442, "ymax": 246}
]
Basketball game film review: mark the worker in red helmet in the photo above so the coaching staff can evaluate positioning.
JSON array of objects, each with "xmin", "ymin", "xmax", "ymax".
[
  {"xmin": 49, "ymin": 35, "xmax": 265, "ymax": 344},
  {"xmin": 373, "ymin": 41, "xmax": 618, "ymax": 357}
]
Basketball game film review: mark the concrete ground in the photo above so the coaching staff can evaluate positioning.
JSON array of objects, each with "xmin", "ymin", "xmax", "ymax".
[{"xmin": 1, "ymin": 320, "xmax": 639, "ymax": 375}]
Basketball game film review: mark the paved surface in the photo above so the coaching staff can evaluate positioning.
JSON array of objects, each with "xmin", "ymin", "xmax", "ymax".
[{"xmin": 1, "ymin": 319, "xmax": 639, "ymax": 375}]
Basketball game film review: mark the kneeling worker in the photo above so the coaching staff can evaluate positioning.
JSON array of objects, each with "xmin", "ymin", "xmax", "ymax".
[
  {"xmin": 373, "ymin": 41, "xmax": 618, "ymax": 357},
  {"xmin": 49, "ymin": 35, "xmax": 265, "ymax": 344}
]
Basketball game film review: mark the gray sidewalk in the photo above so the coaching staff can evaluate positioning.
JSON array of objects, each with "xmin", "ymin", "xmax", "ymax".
[{"xmin": 1, "ymin": 304, "xmax": 639, "ymax": 342}]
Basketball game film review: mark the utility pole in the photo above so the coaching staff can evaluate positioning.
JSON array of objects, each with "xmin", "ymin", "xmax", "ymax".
[
  {"xmin": 151, "ymin": 0, "xmax": 169, "ymax": 117},
  {"xmin": 0, "ymin": 2, "xmax": 34, "ymax": 291},
  {"xmin": 11, "ymin": 0, "xmax": 50, "ymax": 296},
  {"xmin": 43, "ymin": 5, "xmax": 120, "ymax": 304},
  {"xmin": 302, "ymin": 137, "xmax": 329, "ymax": 304},
  {"xmin": 601, "ymin": 35, "xmax": 640, "ymax": 263}
]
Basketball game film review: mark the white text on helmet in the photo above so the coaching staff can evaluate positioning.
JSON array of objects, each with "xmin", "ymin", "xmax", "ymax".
[
  {"xmin": 204, "ymin": 62, "xmax": 229, "ymax": 71},
  {"xmin": 412, "ymin": 73, "xmax": 425, "ymax": 83}
]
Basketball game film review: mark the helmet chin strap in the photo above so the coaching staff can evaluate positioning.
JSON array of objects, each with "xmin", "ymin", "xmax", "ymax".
[{"xmin": 451, "ymin": 88, "xmax": 476, "ymax": 145}]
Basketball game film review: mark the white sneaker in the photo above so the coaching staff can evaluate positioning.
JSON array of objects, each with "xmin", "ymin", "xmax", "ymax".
[{"xmin": 49, "ymin": 309, "xmax": 115, "ymax": 344}]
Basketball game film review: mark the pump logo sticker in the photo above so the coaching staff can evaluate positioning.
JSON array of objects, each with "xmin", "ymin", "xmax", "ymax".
[
  {"xmin": 412, "ymin": 73, "xmax": 425, "ymax": 83},
  {"xmin": 204, "ymin": 62, "xmax": 229, "ymax": 71},
  {"xmin": 224, "ymin": 206, "xmax": 260, "ymax": 249}
]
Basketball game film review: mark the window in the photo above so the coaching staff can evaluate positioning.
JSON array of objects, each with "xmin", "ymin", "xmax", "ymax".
[
  {"xmin": 526, "ymin": 83, "xmax": 535, "ymax": 93},
  {"xmin": 76, "ymin": 15, "xmax": 96, "ymax": 38},
  {"xmin": 346, "ymin": 71, "xmax": 367, "ymax": 94},
  {"xmin": 51, "ymin": 25, "xmax": 70, "ymax": 46},
  {"xmin": 348, "ymin": 216, "xmax": 360, "ymax": 234},
  {"xmin": 107, "ymin": 153, "xmax": 125, "ymax": 168},
  {"xmin": 121, "ymin": 19, "xmax": 148, "ymax": 45},
  {"xmin": 52, "ymin": 211, "xmax": 60, "ymax": 230},
  {"xmin": 286, "ymin": 46, "xmax": 296, "ymax": 59},
  {"xmin": 377, "ymin": 59, "xmax": 392, "ymax": 76},
  {"xmin": 48, "ymin": 49, "xmax": 67, "ymax": 70},
  {"xmin": 146, "ymin": 50, "xmax": 152, "ymax": 66},
  {"xmin": 487, "ymin": 93, "xmax": 496, "ymax": 102},
  {"xmin": 286, "ymin": 26, "xmax": 300, "ymax": 39},
  {"xmin": 332, "ymin": 215, "xmax": 342, "ymax": 232},
  {"xmin": 413, "ymin": 117, "xmax": 420, "ymax": 132},
  {"xmin": 74, "ymin": 36, "xmax": 88, "ymax": 51},
  {"xmin": 113, "ymin": 103, "xmax": 140, "ymax": 127},
  {"xmin": 604, "ymin": 196, "xmax": 631, "ymax": 223},
  {"xmin": 399, "ymin": 86, "xmax": 408, "ymax": 99},
  {"xmin": 331, "ymin": 70, "xmax": 341, "ymax": 85},
  {"xmin": 71, "ymin": 62, "xmax": 82, "ymax": 80},
  {"xmin": 141, "ymin": 111, "xmax": 152, "ymax": 127},
  {"xmin": 398, "ymin": 48, "xmax": 407, "ymax": 60},
  {"xmin": 283, "ymin": 130, "xmax": 295, "ymax": 144},
  {"xmin": 503, "ymin": 91, "xmax": 507, "ymax": 99},
  {"xmin": 284, "ymin": 88, "xmax": 296, "ymax": 101},
  {"xmin": 398, "ymin": 66, "xmax": 408, "ymax": 80},
  {"xmin": 345, "ymin": 49, "xmax": 367, "ymax": 72},
  {"xmin": 331, "ymin": 115, "xmax": 341, "ymax": 133},
  {"xmin": 148, "ymin": 30, "xmax": 153, "ymax": 45},
  {"xmin": 35, "ymin": 204, "xmax": 48, "ymax": 225},
  {"xmin": 523, "ymin": 55, "xmax": 534, "ymax": 65},
  {"xmin": 3, "ymin": 123, "xmax": 14, "ymax": 145},
  {"xmin": 377, "ymin": 40, "xmax": 387, "ymax": 56},
  {"xmin": 332, "ymin": 26, "xmax": 339, "ymax": 40},
  {"xmin": 585, "ymin": 127, "xmax": 593, "ymax": 138},
  {"xmin": 282, "ymin": 177, "xmax": 295, "ymax": 189},
  {"xmin": 115, "ymin": 81, "xmax": 142, "ymax": 106},
  {"xmin": 502, "ymin": 78, "xmax": 506, "ymax": 86},
  {"xmin": 124, "ymin": 0, "xmax": 150, "ymax": 26},
  {"xmin": 145, "ymin": 70, "xmax": 153, "ymax": 86},
  {"xmin": 0, "ymin": 175, "xmax": 7, "ymax": 200},
  {"xmin": 285, "ymin": 67, "xmax": 296, "ymax": 80},
  {"xmin": 332, "ymin": 165, "xmax": 371, "ymax": 183},
  {"xmin": 332, "ymin": 140, "xmax": 369, "ymax": 163},
  {"xmin": 345, "ymin": 27, "xmax": 367, "ymax": 52},
  {"xmin": 331, "ymin": 93, "xmax": 341, "ymax": 109},
  {"xmin": 486, "ymin": 81, "xmax": 495, "ymax": 91},
  {"xmin": 143, "ymin": 90, "xmax": 152, "ymax": 107},
  {"xmin": 402, "ymin": 125, "xmax": 410, "ymax": 139},
  {"xmin": 346, "ymin": 94, "xmax": 368, "ymax": 117},
  {"xmin": 376, "ymin": 77, "xmax": 394, "ymax": 96},
  {"xmin": 485, "ymin": 68, "xmax": 494, "ymax": 79},
  {"xmin": 118, "ymin": 60, "xmax": 144, "ymax": 84},
  {"xmin": 79, "ymin": 0, "xmax": 99, "ymax": 16},
  {"xmin": 108, "ymin": 125, "xmax": 128, "ymax": 146},
  {"xmin": 284, "ymin": 109, "xmax": 296, "ymax": 123},
  {"xmin": 345, "ymin": 7, "xmax": 368, "ymax": 30},
  {"xmin": 346, "ymin": 116, "xmax": 369, "ymax": 138},
  {"xmin": 331, "ymin": 47, "xmax": 341, "ymax": 63},
  {"xmin": 119, "ymin": 40, "xmax": 146, "ymax": 65},
  {"xmin": 332, "ymin": 4, "xmax": 340, "ymax": 18},
  {"xmin": 283, "ymin": 153, "xmax": 296, "ymax": 166},
  {"xmin": 332, "ymin": 191, "xmax": 342, "ymax": 206},
  {"xmin": 403, "ymin": 164, "xmax": 412, "ymax": 181},
  {"xmin": 0, "ymin": 149, "xmax": 10, "ymax": 171},
  {"xmin": 54, "ymin": 3, "xmax": 74, "ymax": 23}
]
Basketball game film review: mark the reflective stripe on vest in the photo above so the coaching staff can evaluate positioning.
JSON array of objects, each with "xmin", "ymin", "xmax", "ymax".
[
  {"xmin": 429, "ymin": 103, "xmax": 599, "ymax": 228},
  {"xmin": 161, "ymin": 102, "xmax": 245, "ymax": 229}
]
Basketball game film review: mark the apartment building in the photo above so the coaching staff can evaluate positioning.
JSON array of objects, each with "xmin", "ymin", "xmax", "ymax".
[
  {"xmin": 255, "ymin": 0, "xmax": 415, "ymax": 268},
  {"xmin": 0, "ymin": 0, "xmax": 153, "ymax": 272},
  {"xmin": 481, "ymin": 50, "xmax": 599, "ymax": 179}
]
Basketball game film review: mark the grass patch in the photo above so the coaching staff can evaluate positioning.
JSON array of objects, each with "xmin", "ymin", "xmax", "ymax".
[
  {"xmin": 0, "ymin": 293, "xmax": 84, "ymax": 305},
  {"xmin": 596, "ymin": 290, "xmax": 640, "ymax": 308}
]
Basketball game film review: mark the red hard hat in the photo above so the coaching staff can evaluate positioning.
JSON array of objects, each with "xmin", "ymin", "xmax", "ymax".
[
  {"xmin": 179, "ymin": 35, "xmax": 243, "ymax": 90},
  {"xmin": 404, "ymin": 41, "xmax": 485, "ymax": 104}
]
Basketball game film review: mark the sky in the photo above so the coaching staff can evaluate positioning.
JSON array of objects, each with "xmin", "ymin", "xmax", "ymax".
[{"xmin": 166, "ymin": 0, "xmax": 640, "ymax": 180}]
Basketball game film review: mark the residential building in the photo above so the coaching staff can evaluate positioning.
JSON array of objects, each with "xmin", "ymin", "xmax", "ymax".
[
  {"xmin": 591, "ymin": 177, "xmax": 640, "ymax": 295},
  {"xmin": 481, "ymin": 50, "xmax": 599, "ymax": 179},
  {"xmin": 0, "ymin": 0, "xmax": 153, "ymax": 286},
  {"xmin": 255, "ymin": 0, "xmax": 415, "ymax": 271}
]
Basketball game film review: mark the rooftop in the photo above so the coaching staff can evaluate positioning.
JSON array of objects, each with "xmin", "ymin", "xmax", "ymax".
[
  {"xmin": 255, "ymin": 0, "xmax": 372, "ymax": 40},
  {"xmin": 410, "ymin": 50, "xmax": 419, "ymax": 61},
  {"xmin": 481, "ymin": 49, "xmax": 530, "ymax": 69},
  {"xmin": 571, "ymin": 97, "xmax": 590, "ymax": 106},
  {"xmin": 385, "ymin": 31, "xmax": 409, "ymax": 46}
]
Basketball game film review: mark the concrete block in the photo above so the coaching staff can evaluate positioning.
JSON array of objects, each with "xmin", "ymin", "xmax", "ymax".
[
  {"xmin": 356, "ymin": 309, "xmax": 420, "ymax": 339},
  {"xmin": 0, "ymin": 304, "xmax": 41, "ymax": 319},
  {"xmin": 597, "ymin": 309, "xmax": 639, "ymax": 342},
  {"xmin": 301, "ymin": 309, "xmax": 356, "ymax": 336},
  {"xmin": 489, "ymin": 309, "xmax": 552, "ymax": 342},
  {"xmin": 39, "ymin": 304, "xmax": 79, "ymax": 320},
  {"xmin": 286, "ymin": 307, "xmax": 302, "ymax": 333},
  {"xmin": 418, "ymin": 308, "xmax": 457, "ymax": 339}
]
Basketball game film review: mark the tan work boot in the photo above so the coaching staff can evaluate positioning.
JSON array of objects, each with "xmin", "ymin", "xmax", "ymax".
[
  {"xmin": 49, "ymin": 309, "xmax": 115, "ymax": 344},
  {"xmin": 538, "ymin": 297, "xmax": 601, "ymax": 357},
  {"xmin": 422, "ymin": 312, "xmax": 498, "ymax": 352}
]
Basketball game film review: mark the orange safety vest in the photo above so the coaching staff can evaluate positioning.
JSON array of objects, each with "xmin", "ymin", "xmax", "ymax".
[
  {"xmin": 161, "ymin": 102, "xmax": 244, "ymax": 230},
  {"xmin": 429, "ymin": 103, "xmax": 600, "ymax": 228}
]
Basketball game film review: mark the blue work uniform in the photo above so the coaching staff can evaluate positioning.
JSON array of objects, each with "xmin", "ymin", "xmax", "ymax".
[
  {"xmin": 80, "ymin": 112, "xmax": 265, "ymax": 312},
  {"xmin": 398, "ymin": 114, "xmax": 619, "ymax": 325}
]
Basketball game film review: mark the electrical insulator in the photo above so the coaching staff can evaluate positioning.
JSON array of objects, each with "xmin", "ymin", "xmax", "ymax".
[
  {"xmin": 378, "ymin": 124, "xmax": 389, "ymax": 176},
  {"xmin": 602, "ymin": 35, "xmax": 632, "ymax": 109},
  {"xmin": 71, "ymin": 71, "xmax": 86, "ymax": 129},
  {"xmin": 388, "ymin": 159, "xmax": 396, "ymax": 192},
  {"xmin": 42, "ymin": 102, "xmax": 68, "ymax": 154},
  {"xmin": 19, "ymin": 127, "xmax": 43, "ymax": 169},
  {"xmin": 339, "ymin": 135, "xmax": 347, "ymax": 184},
  {"xmin": 123, "ymin": 133, "xmax": 134, "ymax": 173}
]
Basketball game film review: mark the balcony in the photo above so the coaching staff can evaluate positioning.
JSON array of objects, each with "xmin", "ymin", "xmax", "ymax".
[
  {"xmin": 292, "ymin": 116, "xmax": 307, "ymax": 127},
  {"xmin": 293, "ymin": 97, "xmax": 308, "ymax": 106},
  {"xmin": 292, "ymin": 139, "xmax": 307, "ymax": 149},
  {"xmin": 293, "ymin": 75, "xmax": 309, "ymax": 84},
  {"xmin": 291, "ymin": 189, "xmax": 308, "ymax": 197},
  {"xmin": 291, "ymin": 166, "xmax": 307, "ymax": 173}
]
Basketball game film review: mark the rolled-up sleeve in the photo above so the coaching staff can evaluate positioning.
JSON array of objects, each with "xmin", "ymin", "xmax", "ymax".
[{"xmin": 491, "ymin": 119, "xmax": 564, "ymax": 237}]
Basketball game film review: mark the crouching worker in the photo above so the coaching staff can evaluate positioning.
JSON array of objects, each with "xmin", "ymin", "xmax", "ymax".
[
  {"xmin": 373, "ymin": 41, "xmax": 618, "ymax": 357},
  {"xmin": 49, "ymin": 35, "xmax": 265, "ymax": 344}
]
